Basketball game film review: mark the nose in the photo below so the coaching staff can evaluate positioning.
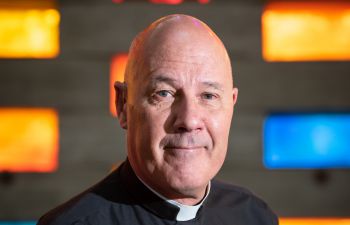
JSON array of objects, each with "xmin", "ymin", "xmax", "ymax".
[{"xmin": 172, "ymin": 97, "xmax": 204, "ymax": 133}]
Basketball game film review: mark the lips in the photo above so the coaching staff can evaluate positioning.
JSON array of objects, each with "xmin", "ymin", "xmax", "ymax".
[{"xmin": 164, "ymin": 146, "xmax": 203, "ymax": 150}]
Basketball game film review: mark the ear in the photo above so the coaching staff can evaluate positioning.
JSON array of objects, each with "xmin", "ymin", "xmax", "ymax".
[
  {"xmin": 232, "ymin": 87, "xmax": 238, "ymax": 106},
  {"xmin": 114, "ymin": 81, "xmax": 128, "ymax": 129}
]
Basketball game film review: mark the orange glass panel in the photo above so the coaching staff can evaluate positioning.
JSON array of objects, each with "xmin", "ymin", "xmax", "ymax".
[
  {"xmin": 262, "ymin": 1, "xmax": 350, "ymax": 61},
  {"xmin": 0, "ymin": 108, "xmax": 59, "ymax": 172},
  {"xmin": 280, "ymin": 218, "xmax": 350, "ymax": 225},
  {"xmin": 0, "ymin": 1, "xmax": 60, "ymax": 58},
  {"xmin": 110, "ymin": 54, "xmax": 128, "ymax": 117}
]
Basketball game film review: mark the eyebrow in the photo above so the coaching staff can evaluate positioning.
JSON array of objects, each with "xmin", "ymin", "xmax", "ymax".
[
  {"xmin": 201, "ymin": 81, "xmax": 224, "ymax": 92},
  {"xmin": 149, "ymin": 75, "xmax": 224, "ymax": 91},
  {"xmin": 149, "ymin": 75, "xmax": 178, "ymax": 87}
]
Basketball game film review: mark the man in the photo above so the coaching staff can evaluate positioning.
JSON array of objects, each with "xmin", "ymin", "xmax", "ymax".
[{"xmin": 38, "ymin": 14, "xmax": 278, "ymax": 225}]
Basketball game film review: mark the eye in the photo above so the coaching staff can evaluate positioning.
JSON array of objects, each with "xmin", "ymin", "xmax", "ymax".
[
  {"xmin": 156, "ymin": 90, "xmax": 173, "ymax": 98},
  {"xmin": 148, "ymin": 89, "xmax": 175, "ymax": 105},
  {"xmin": 202, "ymin": 92, "xmax": 217, "ymax": 100}
]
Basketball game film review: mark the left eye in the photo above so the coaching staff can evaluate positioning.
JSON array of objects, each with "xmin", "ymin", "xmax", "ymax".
[{"xmin": 202, "ymin": 93, "xmax": 216, "ymax": 100}]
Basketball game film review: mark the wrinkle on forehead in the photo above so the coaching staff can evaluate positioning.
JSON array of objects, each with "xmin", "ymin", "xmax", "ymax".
[{"xmin": 125, "ymin": 14, "xmax": 233, "ymax": 87}]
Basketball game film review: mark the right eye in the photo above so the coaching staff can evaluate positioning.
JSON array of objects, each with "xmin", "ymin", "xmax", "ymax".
[{"xmin": 156, "ymin": 90, "xmax": 172, "ymax": 98}]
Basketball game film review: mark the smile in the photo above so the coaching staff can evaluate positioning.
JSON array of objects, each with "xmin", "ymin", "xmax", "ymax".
[{"xmin": 164, "ymin": 146, "xmax": 204, "ymax": 151}]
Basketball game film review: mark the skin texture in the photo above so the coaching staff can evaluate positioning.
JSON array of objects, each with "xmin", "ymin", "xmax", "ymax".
[{"xmin": 115, "ymin": 14, "xmax": 238, "ymax": 205}]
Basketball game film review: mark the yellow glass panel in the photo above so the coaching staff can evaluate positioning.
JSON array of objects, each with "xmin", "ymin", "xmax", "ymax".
[
  {"xmin": 0, "ymin": 1, "xmax": 59, "ymax": 58},
  {"xmin": 110, "ymin": 54, "xmax": 128, "ymax": 117},
  {"xmin": 262, "ymin": 2, "xmax": 350, "ymax": 61},
  {"xmin": 0, "ymin": 108, "xmax": 59, "ymax": 172},
  {"xmin": 280, "ymin": 218, "xmax": 350, "ymax": 225}
]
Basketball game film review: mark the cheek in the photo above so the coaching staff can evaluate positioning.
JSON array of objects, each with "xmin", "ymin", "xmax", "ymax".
[
  {"xmin": 206, "ymin": 109, "xmax": 233, "ymax": 154},
  {"xmin": 210, "ymin": 111, "xmax": 232, "ymax": 135},
  {"xmin": 137, "ymin": 107, "xmax": 169, "ymax": 154}
]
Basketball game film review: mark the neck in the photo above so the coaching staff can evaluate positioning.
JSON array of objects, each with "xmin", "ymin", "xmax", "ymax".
[
  {"xmin": 170, "ymin": 189, "xmax": 207, "ymax": 205},
  {"xmin": 137, "ymin": 174, "xmax": 209, "ymax": 206}
]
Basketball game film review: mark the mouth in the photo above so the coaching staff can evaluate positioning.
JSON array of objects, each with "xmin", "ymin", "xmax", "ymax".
[{"xmin": 164, "ymin": 146, "xmax": 204, "ymax": 151}]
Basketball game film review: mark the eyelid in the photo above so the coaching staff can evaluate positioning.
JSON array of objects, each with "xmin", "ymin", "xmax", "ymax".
[
  {"xmin": 150, "ymin": 89, "xmax": 176, "ymax": 101},
  {"xmin": 201, "ymin": 92, "xmax": 219, "ymax": 99},
  {"xmin": 156, "ymin": 89, "xmax": 174, "ymax": 96},
  {"xmin": 148, "ymin": 82, "xmax": 174, "ymax": 94}
]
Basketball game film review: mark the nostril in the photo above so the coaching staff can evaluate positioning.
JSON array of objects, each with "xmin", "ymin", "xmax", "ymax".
[{"xmin": 177, "ymin": 127, "xmax": 188, "ymax": 133}]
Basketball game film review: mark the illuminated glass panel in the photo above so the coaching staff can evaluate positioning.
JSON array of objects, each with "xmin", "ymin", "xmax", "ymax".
[
  {"xmin": 264, "ymin": 113, "xmax": 350, "ymax": 169},
  {"xmin": 0, "ymin": 108, "xmax": 59, "ymax": 172},
  {"xmin": 262, "ymin": 2, "xmax": 350, "ymax": 61},
  {"xmin": 110, "ymin": 54, "xmax": 128, "ymax": 117},
  {"xmin": 0, "ymin": 1, "xmax": 60, "ymax": 58},
  {"xmin": 0, "ymin": 222, "xmax": 36, "ymax": 225},
  {"xmin": 280, "ymin": 218, "xmax": 350, "ymax": 225}
]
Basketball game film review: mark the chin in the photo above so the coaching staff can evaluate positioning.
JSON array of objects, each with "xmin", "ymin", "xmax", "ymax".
[{"xmin": 166, "ymin": 173, "xmax": 209, "ymax": 196}]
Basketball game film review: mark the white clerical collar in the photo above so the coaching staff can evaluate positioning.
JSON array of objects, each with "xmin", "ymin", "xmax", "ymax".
[{"xmin": 137, "ymin": 176, "xmax": 211, "ymax": 221}]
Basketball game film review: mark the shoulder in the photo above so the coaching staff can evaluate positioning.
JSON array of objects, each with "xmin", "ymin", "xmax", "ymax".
[
  {"xmin": 37, "ymin": 169, "xmax": 125, "ymax": 225},
  {"xmin": 209, "ymin": 179, "xmax": 265, "ymax": 206},
  {"xmin": 205, "ymin": 179, "xmax": 279, "ymax": 225},
  {"xmin": 37, "ymin": 192, "xmax": 110, "ymax": 225}
]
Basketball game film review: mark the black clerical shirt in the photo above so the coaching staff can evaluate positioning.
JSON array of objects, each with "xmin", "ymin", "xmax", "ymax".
[{"xmin": 38, "ymin": 160, "xmax": 278, "ymax": 225}]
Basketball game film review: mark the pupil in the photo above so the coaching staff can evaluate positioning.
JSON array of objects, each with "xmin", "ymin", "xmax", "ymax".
[{"xmin": 159, "ymin": 91, "xmax": 167, "ymax": 97}]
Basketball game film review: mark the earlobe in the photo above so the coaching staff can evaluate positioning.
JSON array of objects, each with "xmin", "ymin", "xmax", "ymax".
[
  {"xmin": 114, "ymin": 81, "xmax": 128, "ymax": 129},
  {"xmin": 119, "ymin": 111, "xmax": 128, "ymax": 129}
]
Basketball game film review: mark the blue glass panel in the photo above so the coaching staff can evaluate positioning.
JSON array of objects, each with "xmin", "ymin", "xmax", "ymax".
[
  {"xmin": 264, "ymin": 113, "xmax": 350, "ymax": 169},
  {"xmin": 0, "ymin": 222, "xmax": 36, "ymax": 225}
]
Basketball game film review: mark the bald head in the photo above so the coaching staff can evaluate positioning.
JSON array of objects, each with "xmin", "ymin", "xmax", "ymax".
[{"xmin": 125, "ymin": 14, "xmax": 233, "ymax": 87}]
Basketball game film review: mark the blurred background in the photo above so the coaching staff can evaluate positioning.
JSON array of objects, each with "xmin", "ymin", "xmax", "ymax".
[{"xmin": 0, "ymin": 0, "xmax": 350, "ymax": 223}]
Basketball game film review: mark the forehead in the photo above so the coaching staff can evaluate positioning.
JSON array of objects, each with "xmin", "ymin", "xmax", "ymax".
[
  {"xmin": 129, "ymin": 17, "xmax": 232, "ymax": 88},
  {"xmin": 140, "ymin": 45, "xmax": 232, "ymax": 87}
]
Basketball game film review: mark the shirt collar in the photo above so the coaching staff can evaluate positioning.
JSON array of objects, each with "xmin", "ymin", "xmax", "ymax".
[
  {"xmin": 136, "ymin": 174, "xmax": 211, "ymax": 221},
  {"xmin": 113, "ymin": 160, "xmax": 212, "ymax": 221}
]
